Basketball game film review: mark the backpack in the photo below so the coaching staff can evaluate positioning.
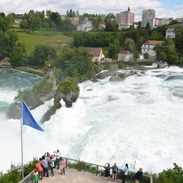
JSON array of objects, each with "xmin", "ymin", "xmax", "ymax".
[{"xmin": 113, "ymin": 166, "xmax": 118, "ymax": 173}]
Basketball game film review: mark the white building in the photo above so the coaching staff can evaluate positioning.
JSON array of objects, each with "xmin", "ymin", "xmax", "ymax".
[
  {"xmin": 76, "ymin": 18, "xmax": 93, "ymax": 32},
  {"xmin": 166, "ymin": 24, "xmax": 183, "ymax": 38},
  {"xmin": 118, "ymin": 50, "xmax": 133, "ymax": 62},
  {"xmin": 141, "ymin": 9, "xmax": 156, "ymax": 29},
  {"xmin": 141, "ymin": 40, "xmax": 164, "ymax": 57}
]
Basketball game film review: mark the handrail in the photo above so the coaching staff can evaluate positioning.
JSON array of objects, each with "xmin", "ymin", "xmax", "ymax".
[
  {"xmin": 19, "ymin": 170, "xmax": 34, "ymax": 183},
  {"xmin": 19, "ymin": 156, "xmax": 153, "ymax": 183},
  {"xmin": 64, "ymin": 157, "xmax": 153, "ymax": 183}
]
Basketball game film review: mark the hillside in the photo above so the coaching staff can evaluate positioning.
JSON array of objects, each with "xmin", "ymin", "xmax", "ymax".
[{"xmin": 16, "ymin": 30, "xmax": 73, "ymax": 55}]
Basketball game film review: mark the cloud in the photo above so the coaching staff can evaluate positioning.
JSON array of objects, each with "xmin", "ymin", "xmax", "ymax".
[{"xmin": 0, "ymin": 0, "xmax": 182, "ymax": 21}]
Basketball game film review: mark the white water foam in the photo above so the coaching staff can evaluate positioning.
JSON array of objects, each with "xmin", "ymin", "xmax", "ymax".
[{"xmin": 1, "ymin": 66, "xmax": 183, "ymax": 174}]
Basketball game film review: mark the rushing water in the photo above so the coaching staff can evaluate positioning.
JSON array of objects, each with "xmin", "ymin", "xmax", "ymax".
[{"xmin": 1, "ymin": 66, "xmax": 183, "ymax": 173}]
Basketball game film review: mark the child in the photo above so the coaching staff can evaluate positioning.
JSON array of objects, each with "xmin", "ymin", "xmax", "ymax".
[
  {"xmin": 60, "ymin": 158, "xmax": 66, "ymax": 175},
  {"xmin": 32, "ymin": 169, "xmax": 39, "ymax": 183},
  {"xmin": 50, "ymin": 156, "xmax": 55, "ymax": 176}
]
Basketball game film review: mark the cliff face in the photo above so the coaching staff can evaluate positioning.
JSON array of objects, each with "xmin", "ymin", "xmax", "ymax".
[
  {"xmin": 7, "ymin": 71, "xmax": 80, "ymax": 122},
  {"xmin": 41, "ymin": 77, "xmax": 79, "ymax": 122}
]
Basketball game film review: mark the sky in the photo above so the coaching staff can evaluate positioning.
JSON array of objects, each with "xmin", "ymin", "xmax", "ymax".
[{"xmin": 0, "ymin": 0, "xmax": 183, "ymax": 21}]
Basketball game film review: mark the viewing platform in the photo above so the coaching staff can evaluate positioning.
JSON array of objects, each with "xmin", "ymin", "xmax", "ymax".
[
  {"xmin": 39, "ymin": 168, "xmax": 121, "ymax": 183},
  {"xmin": 19, "ymin": 157, "xmax": 153, "ymax": 183}
]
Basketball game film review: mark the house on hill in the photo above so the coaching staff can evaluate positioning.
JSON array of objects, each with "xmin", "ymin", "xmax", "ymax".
[
  {"xmin": 118, "ymin": 50, "xmax": 133, "ymax": 62},
  {"xmin": 86, "ymin": 48, "xmax": 105, "ymax": 62},
  {"xmin": 166, "ymin": 23, "xmax": 183, "ymax": 38},
  {"xmin": 76, "ymin": 18, "xmax": 93, "ymax": 32},
  {"xmin": 141, "ymin": 40, "xmax": 164, "ymax": 57}
]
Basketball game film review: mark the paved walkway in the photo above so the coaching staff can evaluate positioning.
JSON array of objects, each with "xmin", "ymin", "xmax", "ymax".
[{"xmin": 40, "ymin": 168, "xmax": 122, "ymax": 183}]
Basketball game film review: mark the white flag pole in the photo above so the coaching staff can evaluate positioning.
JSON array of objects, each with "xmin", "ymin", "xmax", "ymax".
[{"xmin": 20, "ymin": 100, "xmax": 24, "ymax": 179}]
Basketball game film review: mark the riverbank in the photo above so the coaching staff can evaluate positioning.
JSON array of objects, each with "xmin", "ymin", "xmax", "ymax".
[{"xmin": 16, "ymin": 66, "xmax": 44, "ymax": 77}]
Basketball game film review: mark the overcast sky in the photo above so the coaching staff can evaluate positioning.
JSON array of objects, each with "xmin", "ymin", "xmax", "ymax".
[{"xmin": 0, "ymin": 0, "xmax": 183, "ymax": 21}]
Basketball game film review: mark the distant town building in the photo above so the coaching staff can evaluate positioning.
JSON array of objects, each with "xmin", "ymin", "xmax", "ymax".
[
  {"xmin": 76, "ymin": 17, "xmax": 93, "ymax": 32},
  {"xmin": 116, "ymin": 7, "xmax": 135, "ymax": 29},
  {"xmin": 118, "ymin": 50, "xmax": 133, "ymax": 62},
  {"xmin": 175, "ymin": 18, "xmax": 183, "ymax": 22},
  {"xmin": 157, "ymin": 18, "xmax": 173, "ymax": 26},
  {"xmin": 86, "ymin": 48, "xmax": 105, "ymax": 62},
  {"xmin": 141, "ymin": 40, "xmax": 164, "ymax": 57},
  {"xmin": 14, "ymin": 19, "xmax": 22, "ymax": 24},
  {"xmin": 141, "ymin": 9, "xmax": 156, "ymax": 29},
  {"xmin": 166, "ymin": 24, "xmax": 183, "ymax": 38}
]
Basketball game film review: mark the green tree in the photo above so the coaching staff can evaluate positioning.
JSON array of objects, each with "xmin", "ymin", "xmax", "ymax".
[
  {"xmin": 30, "ymin": 45, "xmax": 57, "ymax": 68},
  {"xmin": 0, "ymin": 16, "xmax": 9, "ymax": 32},
  {"xmin": 156, "ymin": 164, "xmax": 183, "ymax": 183},
  {"xmin": 154, "ymin": 38, "xmax": 178, "ymax": 64},
  {"xmin": 143, "ymin": 52, "xmax": 150, "ymax": 61},
  {"xmin": 20, "ymin": 19, "xmax": 29, "ymax": 30},
  {"xmin": 174, "ymin": 27, "xmax": 183, "ymax": 57},
  {"xmin": 133, "ymin": 50, "xmax": 140, "ymax": 61},
  {"xmin": 124, "ymin": 38, "xmax": 135, "ymax": 52},
  {"xmin": 55, "ymin": 47, "xmax": 99, "ymax": 82},
  {"xmin": 10, "ymin": 43, "xmax": 27, "ymax": 67},
  {"xmin": 104, "ymin": 16, "xmax": 117, "ymax": 31},
  {"xmin": 169, "ymin": 20, "xmax": 179, "ymax": 25},
  {"xmin": 108, "ymin": 43, "xmax": 118, "ymax": 59}
]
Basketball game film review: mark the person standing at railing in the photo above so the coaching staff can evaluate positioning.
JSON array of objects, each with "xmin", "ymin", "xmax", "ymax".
[
  {"xmin": 50, "ymin": 156, "xmax": 55, "ymax": 176},
  {"xmin": 134, "ymin": 168, "xmax": 143, "ymax": 183},
  {"xmin": 104, "ymin": 163, "xmax": 111, "ymax": 182},
  {"xmin": 122, "ymin": 164, "xmax": 129, "ymax": 183},
  {"xmin": 60, "ymin": 158, "xmax": 67, "ymax": 175},
  {"xmin": 35, "ymin": 159, "xmax": 43, "ymax": 180},
  {"xmin": 40, "ymin": 156, "xmax": 49, "ymax": 177},
  {"xmin": 32, "ymin": 169, "xmax": 39, "ymax": 183},
  {"xmin": 55, "ymin": 149, "xmax": 61, "ymax": 169},
  {"xmin": 112, "ymin": 163, "xmax": 119, "ymax": 181}
]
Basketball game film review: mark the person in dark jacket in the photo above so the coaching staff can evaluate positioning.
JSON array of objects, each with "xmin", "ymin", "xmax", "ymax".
[{"xmin": 134, "ymin": 168, "xmax": 143, "ymax": 183}]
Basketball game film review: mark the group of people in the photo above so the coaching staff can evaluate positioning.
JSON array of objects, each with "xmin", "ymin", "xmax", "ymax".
[
  {"xmin": 31, "ymin": 149, "xmax": 67, "ymax": 183},
  {"xmin": 104, "ymin": 163, "xmax": 143, "ymax": 183}
]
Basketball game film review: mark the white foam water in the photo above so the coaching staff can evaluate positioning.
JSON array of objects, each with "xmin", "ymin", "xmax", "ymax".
[{"xmin": 1, "ymin": 67, "xmax": 183, "ymax": 173}]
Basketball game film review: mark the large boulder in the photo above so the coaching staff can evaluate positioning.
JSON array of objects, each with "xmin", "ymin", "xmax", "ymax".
[
  {"xmin": 109, "ymin": 71, "xmax": 137, "ymax": 81},
  {"xmin": 157, "ymin": 61, "xmax": 168, "ymax": 68},
  {"xmin": 0, "ymin": 57, "xmax": 11, "ymax": 67},
  {"xmin": 55, "ymin": 77, "xmax": 79, "ymax": 108}
]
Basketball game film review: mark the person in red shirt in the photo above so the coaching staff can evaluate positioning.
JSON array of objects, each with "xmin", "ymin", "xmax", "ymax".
[{"xmin": 35, "ymin": 159, "xmax": 43, "ymax": 180}]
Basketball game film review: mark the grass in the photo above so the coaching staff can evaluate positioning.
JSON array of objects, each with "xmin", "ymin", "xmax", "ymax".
[{"xmin": 16, "ymin": 30, "xmax": 73, "ymax": 55}]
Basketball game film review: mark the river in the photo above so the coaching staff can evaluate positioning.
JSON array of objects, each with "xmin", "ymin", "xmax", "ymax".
[{"xmin": 0, "ymin": 66, "xmax": 183, "ymax": 173}]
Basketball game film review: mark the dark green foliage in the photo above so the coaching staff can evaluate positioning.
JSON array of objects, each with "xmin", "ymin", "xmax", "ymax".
[
  {"xmin": 143, "ymin": 52, "xmax": 150, "ymax": 61},
  {"xmin": 10, "ymin": 43, "xmax": 27, "ymax": 67},
  {"xmin": 155, "ymin": 164, "xmax": 183, "ymax": 183},
  {"xmin": 73, "ymin": 32, "xmax": 123, "ymax": 47},
  {"xmin": 29, "ymin": 45, "xmax": 57, "ymax": 68},
  {"xmin": 56, "ymin": 77, "xmax": 79, "ymax": 95},
  {"xmin": 0, "ymin": 159, "xmax": 36, "ymax": 183},
  {"xmin": 154, "ymin": 38, "xmax": 178, "ymax": 64},
  {"xmin": 104, "ymin": 15, "xmax": 118, "ymax": 31},
  {"xmin": 0, "ymin": 14, "xmax": 11, "ymax": 32},
  {"xmin": 55, "ymin": 47, "xmax": 99, "ymax": 82},
  {"xmin": 169, "ymin": 20, "xmax": 180, "ymax": 25},
  {"xmin": 174, "ymin": 27, "xmax": 183, "ymax": 58}
]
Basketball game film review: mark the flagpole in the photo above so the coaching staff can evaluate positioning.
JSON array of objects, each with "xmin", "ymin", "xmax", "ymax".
[{"xmin": 20, "ymin": 100, "xmax": 24, "ymax": 179}]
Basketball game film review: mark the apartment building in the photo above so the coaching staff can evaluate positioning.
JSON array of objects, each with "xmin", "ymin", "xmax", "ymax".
[
  {"xmin": 116, "ymin": 7, "xmax": 135, "ymax": 29},
  {"xmin": 141, "ymin": 9, "xmax": 156, "ymax": 29}
]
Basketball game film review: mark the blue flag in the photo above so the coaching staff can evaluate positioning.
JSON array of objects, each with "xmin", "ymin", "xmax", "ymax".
[{"xmin": 22, "ymin": 101, "xmax": 44, "ymax": 132}]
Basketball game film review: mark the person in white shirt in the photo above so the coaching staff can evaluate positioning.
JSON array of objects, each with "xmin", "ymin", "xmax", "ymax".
[
  {"xmin": 55, "ymin": 149, "xmax": 61, "ymax": 169},
  {"xmin": 122, "ymin": 164, "xmax": 129, "ymax": 183}
]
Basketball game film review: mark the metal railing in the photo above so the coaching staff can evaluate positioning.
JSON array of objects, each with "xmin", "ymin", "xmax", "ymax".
[
  {"xmin": 19, "ymin": 157, "xmax": 153, "ymax": 183},
  {"xmin": 19, "ymin": 170, "xmax": 34, "ymax": 183}
]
